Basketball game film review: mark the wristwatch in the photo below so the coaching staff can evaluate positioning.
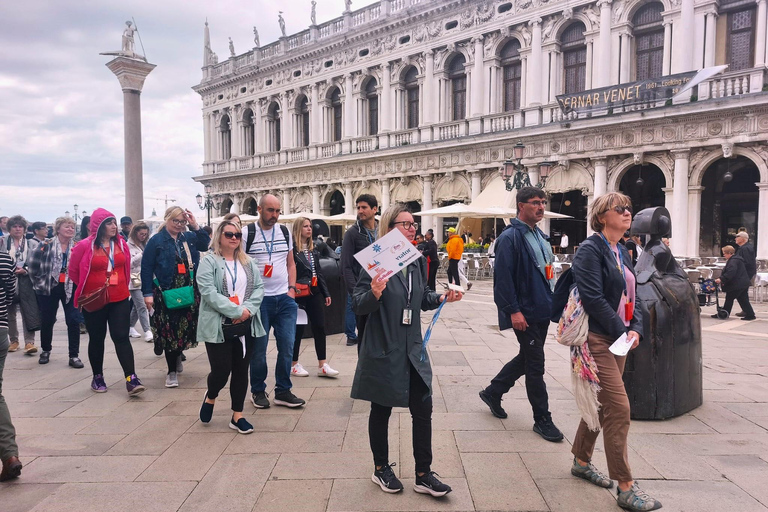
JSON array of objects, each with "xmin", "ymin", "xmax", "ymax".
[{"xmin": 289, "ymin": 285, "xmax": 298, "ymax": 293}]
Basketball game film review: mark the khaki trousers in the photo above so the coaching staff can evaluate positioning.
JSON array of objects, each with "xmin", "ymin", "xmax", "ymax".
[{"xmin": 571, "ymin": 331, "xmax": 633, "ymax": 482}]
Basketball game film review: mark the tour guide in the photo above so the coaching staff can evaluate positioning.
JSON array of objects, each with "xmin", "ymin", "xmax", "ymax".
[{"xmin": 351, "ymin": 203, "xmax": 463, "ymax": 497}]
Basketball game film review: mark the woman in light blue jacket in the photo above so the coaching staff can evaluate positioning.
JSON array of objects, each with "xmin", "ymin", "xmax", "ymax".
[{"xmin": 196, "ymin": 221, "xmax": 265, "ymax": 434}]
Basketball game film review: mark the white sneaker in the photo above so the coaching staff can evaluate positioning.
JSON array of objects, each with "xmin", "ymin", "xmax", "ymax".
[
  {"xmin": 165, "ymin": 372, "xmax": 179, "ymax": 388},
  {"xmin": 291, "ymin": 363, "xmax": 309, "ymax": 377},
  {"xmin": 318, "ymin": 363, "xmax": 339, "ymax": 378},
  {"xmin": 143, "ymin": 331, "xmax": 154, "ymax": 342},
  {"xmin": 129, "ymin": 327, "xmax": 141, "ymax": 338}
]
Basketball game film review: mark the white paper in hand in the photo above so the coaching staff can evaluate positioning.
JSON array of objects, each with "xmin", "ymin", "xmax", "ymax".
[
  {"xmin": 609, "ymin": 332, "xmax": 633, "ymax": 356},
  {"xmin": 353, "ymin": 228, "xmax": 423, "ymax": 280},
  {"xmin": 296, "ymin": 308, "xmax": 308, "ymax": 325}
]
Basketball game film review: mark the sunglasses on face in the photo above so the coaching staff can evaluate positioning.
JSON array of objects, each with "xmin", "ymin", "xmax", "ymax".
[
  {"xmin": 223, "ymin": 232, "xmax": 243, "ymax": 239},
  {"xmin": 609, "ymin": 205, "xmax": 633, "ymax": 215}
]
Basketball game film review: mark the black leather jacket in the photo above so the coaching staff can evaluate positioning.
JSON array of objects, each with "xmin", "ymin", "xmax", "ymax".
[{"xmin": 294, "ymin": 247, "xmax": 330, "ymax": 298}]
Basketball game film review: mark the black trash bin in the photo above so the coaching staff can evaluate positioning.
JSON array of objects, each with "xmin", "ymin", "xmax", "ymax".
[{"xmin": 301, "ymin": 252, "xmax": 347, "ymax": 338}]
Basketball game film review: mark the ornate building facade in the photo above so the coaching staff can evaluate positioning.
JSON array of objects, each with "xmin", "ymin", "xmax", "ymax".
[{"xmin": 193, "ymin": 0, "xmax": 768, "ymax": 257}]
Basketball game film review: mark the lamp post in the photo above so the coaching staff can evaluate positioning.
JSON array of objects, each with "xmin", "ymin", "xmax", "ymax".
[
  {"xmin": 196, "ymin": 184, "xmax": 220, "ymax": 226},
  {"xmin": 500, "ymin": 141, "xmax": 555, "ymax": 190},
  {"xmin": 73, "ymin": 204, "xmax": 80, "ymax": 224}
]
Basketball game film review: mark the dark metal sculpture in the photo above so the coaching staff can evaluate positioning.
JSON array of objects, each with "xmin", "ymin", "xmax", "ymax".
[{"xmin": 623, "ymin": 207, "xmax": 703, "ymax": 419}]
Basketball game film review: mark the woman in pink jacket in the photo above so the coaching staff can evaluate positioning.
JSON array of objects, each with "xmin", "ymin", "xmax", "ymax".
[{"xmin": 70, "ymin": 208, "xmax": 145, "ymax": 395}]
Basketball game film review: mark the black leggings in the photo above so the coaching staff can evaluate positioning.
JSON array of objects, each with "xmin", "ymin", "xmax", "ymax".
[
  {"xmin": 165, "ymin": 349, "xmax": 183, "ymax": 373},
  {"xmin": 447, "ymin": 259, "xmax": 460, "ymax": 285},
  {"xmin": 83, "ymin": 298, "xmax": 135, "ymax": 377},
  {"xmin": 369, "ymin": 363, "xmax": 433, "ymax": 474},
  {"xmin": 205, "ymin": 335, "xmax": 255, "ymax": 413},
  {"xmin": 293, "ymin": 292, "xmax": 327, "ymax": 361}
]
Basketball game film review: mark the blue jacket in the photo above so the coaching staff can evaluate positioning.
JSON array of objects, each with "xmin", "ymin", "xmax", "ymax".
[
  {"xmin": 494, "ymin": 219, "xmax": 553, "ymax": 329},
  {"xmin": 141, "ymin": 228, "xmax": 211, "ymax": 297}
]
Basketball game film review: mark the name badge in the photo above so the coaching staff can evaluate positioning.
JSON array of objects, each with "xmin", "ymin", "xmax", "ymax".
[
  {"xmin": 545, "ymin": 264, "xmax": 554, "ymax": 280},
  {"xmin": 108, "ymin": 272, "xmax": 118, "ymax": 286},
  {"xmin": 401, "ymin": 309, "xmax": 412, "ymax": 325},
  {"xmin": 59, "ymin": 272, "xmax": 66, "ymax": 283},
  {"xmin": 263, "ymin": 264, "xmax": 273, "ymax": 278},
  {"xmin": 177, "ymin": 263, "xmax": 187, "ymax": 274},
  {"xmin": 229, "ymin": 295, "xmax": 240, "ymax": 305},
  {"xmin": 311, "ymin": 276, "xmax": 318, "ymax": 287},
  {"xmin": 625, "ymin": 300, "xmax": 634, "ymax": 321}
]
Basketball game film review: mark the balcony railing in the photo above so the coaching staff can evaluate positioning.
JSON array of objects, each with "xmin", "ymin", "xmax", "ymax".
[
  {"xmin": 353, "ymin": 136, "xmax": 377, "ymax": 153},
  {"xmin": 436, "ymin": 120, "xmax": 467, "ymax": 141},
  {"xmin": 698, "ymin": 67, "xmax": 766, "ymax": 100},
  {"xmin": 485, "ymin": 111, "xmax": 523, "ymax": 133},
  {"xmin": 262, "ymin": 152, "xmax": 279, "ymax": 166}
]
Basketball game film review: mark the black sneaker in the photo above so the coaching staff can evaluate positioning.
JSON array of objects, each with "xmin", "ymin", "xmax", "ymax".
[
  {"xmin": 273, "ymin": 390, "xmax": 305, "ymax": 408},
  {"xmin": 372, "ymin": 463, "xmax": 403, "ymax": 493},
  {"xmin": 69, "ymin": 357, "xmax": 84, "ymax": 369},
  {"xmin": 414, "ymin": 471, "xmax": 452, "ymax": 497},
  {"xmin": 533, "ymin": 415, "xmax": 564, "ymax": 442},
  {"xmin": 229, "ymin": 416, "xmax": 254, "ymax": 434},
  {"xmin": 200, "ymin": 392, "xmax": 214, "ymax": 423},
  {"xmin": 741, "ymin": 316, "xmax": 757, "ymax": 321},
  {"xmin": 479, "ymin": 389, "xmax": 507, "ymax": 419},
  {"xmin": 38, "ymin": 351, "xmax": 50, "ymax": 365},
  {"xmin": 346, "ymin": 337, "xmax": 358, "ymax": 346},
  {"xmin": 250, "ymin": 391, "xmax": 270, "ymax": 409},
  {"xmin": 736, "ymin": 311, "xmax": 746, "ymax": 317}
]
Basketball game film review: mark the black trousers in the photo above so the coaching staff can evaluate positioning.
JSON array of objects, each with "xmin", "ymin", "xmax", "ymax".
[
  {"xmin": 724, "ymin": 287, "xmax": 755, "ymax": 318},
  {"xmin": 486, "ymin": 320, "xmax": 551, "ymax": 421},
  {"xmin": 205, "ymin": 335, "xmax": 255, "ymax": 413},
  {"xmin": 83, "ymin": 298, "xmax": 135, "ymax": 377},
  {"xmin": 356, "ymin": 313, "xmax": 368, "ymax": 354},
  {"xmin": 369, "ymin": 363, "xmax": 433, "ymax": 474},
  {"xmin": 36, "ymin": 283, "xmax": 80, "ymax": 357},
  {"xmin": 427, "ymin": 260, "xmax": 438, "ymax": 291},
  {"xmin": 447, "ymin": 259, "xmax": 460, "ymax": 285},
  {"xmin": 294, "ymin": 292, "xmax": 327, "ymax": 361}
]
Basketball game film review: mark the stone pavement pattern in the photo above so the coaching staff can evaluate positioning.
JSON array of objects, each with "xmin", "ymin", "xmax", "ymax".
[{"xmin": 2, "ymin": 280, "xmax": 768, "ymax": 511}]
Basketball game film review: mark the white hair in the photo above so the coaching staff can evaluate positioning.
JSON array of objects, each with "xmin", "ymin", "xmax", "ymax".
[{"xmin": 736, "ymin": 231, "xmax": 749, "ymax": 241}]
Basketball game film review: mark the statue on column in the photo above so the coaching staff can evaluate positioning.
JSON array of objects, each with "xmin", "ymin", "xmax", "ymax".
[
  {"xmin": 229, "ymin": 37, "xmax": 235, "ymax": 57},
  {"xmin": 278, "ymin": 12, "xmax": 286, "ymax": 37},
  {"xmin": 253, "ymin": 26, "xmax": 260, "ymax": 47},
  {"xmin": 122, "ymin": 21, "xmax": 136, "ymax": 55},
  {"xmin": 344, "ymin": 0, "xmax": 353, "ymax": 12},
  {"xmin": 311, "ymin": 1, "xmax": 317, "ymax": 25}
]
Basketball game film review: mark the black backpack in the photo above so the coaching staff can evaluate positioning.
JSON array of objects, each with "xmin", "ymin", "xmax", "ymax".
[{"xmin": 246, "ymin": 222, "xmax": 291, "ymax": 254}]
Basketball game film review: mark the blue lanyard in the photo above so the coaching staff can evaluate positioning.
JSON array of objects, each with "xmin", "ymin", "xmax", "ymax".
[
  {"xmin": 99, "ymin": 240, "xmax": 115, "ymax": 270},
  {"xmin": 530, "ymin": 227, "xmax": 551, "ymax": 266},
  {"xmin": 421, "ymin": 300, "xmax": 446, "ymax": 362},
  {"xmin": 260, "ymin": 226, "xmax": 275, "ymax": 262},
  {"xmin": 362, "ymin": 225, "xmax": 375, "ymax": 245},
  {"xmin": 600, "ymin": 233, "xmax": 627, "ymax": 294},
  {"xmin": 224, "ymin": 259, "xmax": 238, "ymax": 292}
]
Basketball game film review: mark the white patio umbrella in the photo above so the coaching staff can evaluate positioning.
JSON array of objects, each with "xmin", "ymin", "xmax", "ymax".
[
  {"xmin": 326, "ymin": 213, "xmax": 359, "ymax": 225},
  {"xmin": 415, "ymin": 204, "xmax": 571, "ymax": 219},
  {"xmin": 278, "ymin": 212, "xmax": 331, "ymax": 223}
]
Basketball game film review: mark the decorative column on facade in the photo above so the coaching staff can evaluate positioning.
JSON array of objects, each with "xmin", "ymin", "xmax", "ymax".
[
  {"xmin": 470, "ymin": 170, "xmax": 482, "ymax": 201},
  {"xmin": 309, "ymin": 84, "xmax": 320, "ymax": 145},
  {"xmin": 619, "ymin": 31, "xmax": 632, "ymax": 83},
  {"xmin": 592, "ymin": 159, "xmax": 608, "ymax": 198},
  {"xmin": 422, "ymin": 175, "xmax": 433, "ymax": 235},
  {"xmin": 662, "ymin": 187, "xmax": 674, "ymax": 212},
  {"xmin": 671, "ymin": 149, "xmax": 690, "ymax": 256},
  {"xmin": 756, "ymin": 0, "xmax": 767, "ymax": 67},
  {"xmin": 673, "ymin": 0, "xmax": 696, "ymax": 72},
  {"xmin": 282, "ymin": 189, "xmax": 291, "ymax": 215},
  {"xmin": 423, "ymin": 51, "xmax": 434, "ymax": 124},
  {"xmin": 312, "ymin": 186, "xmax": 321, "ymax": 214},
  {"xmin": 381, "ymin": 178, "xmax": 391, "ymax": 211},
  {"xmin": 381, "ymin": 62, "xmax": 392, "ymax": 133},
  {"xmin": 254, "ymin": 105, "xmax": 264, "ymax": 155},
  {"xmin": 344, "ymin": 74, "xmax": 354, "ymax": 139},
  {"xmin": 471, "ymin": 36, "xmax": 485, "ymax": 118},
  {"xmin": 527, "ymin": 18, "xmax": 542, "ymax": 107},
  {"xmin": 703, "ymin": 12, "xmax": 718, "ymax": 68},
  {"xmin": 686, "ymin": 186, "xmax": 704, "ymax": 257},
  {"xmin": 597, "ymin": 0, "xmax": 612, "ymax": 87},
  {"xmin": 230, "ymin": 193, "xmax": 242, "ymax": 214},
  {"xmin": 662, "ymin": 21, "xmax": 673, "ymax": 75},
  {"xmin": 344, "ymin": 183, "xmax": 354, "ymax": 214},
  {"xmin": 757, "ymin": 183, "xmax": 768, "ymax": 259},
  {"xmin": 203, "ymin": 112, "xmax": 212, "ymax": 162},
  {"xmin": 232, "ymin": 107, "xmax": 242, "ymax": 159}
]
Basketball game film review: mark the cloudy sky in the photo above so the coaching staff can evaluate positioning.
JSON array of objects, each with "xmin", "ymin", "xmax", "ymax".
[{"xmin": 0, "ymin": 0, "xmax": 376, "ymax": 224}]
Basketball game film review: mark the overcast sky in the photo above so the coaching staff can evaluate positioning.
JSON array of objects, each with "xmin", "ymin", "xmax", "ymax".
[{"xmin": 0, "ymin": 0, "xmax": 376, "ymax": 224}]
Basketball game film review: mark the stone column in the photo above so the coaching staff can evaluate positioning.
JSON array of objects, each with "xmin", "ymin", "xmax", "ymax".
[
  {"xmin": 756, "ymin": 0, "xmax": 767, "ymax": 67},
  {"xmin": 381, "ymin": 178, "xmax": 391, "ymax": 210},
  {"xmin": 344, "ymin": 183, "xmax": 354, "ymax": 214},
  {"xmin": 527, "ymin": 18, "xmax": 542, "ymax": 106},
  {"xmin": 671, "ymin": 150, "xmax": 690, "ymax": 256},
  {"xmin": 104, "ymin": 56, "xmax": 156, "ymax": 223},
  {"xmin": 471, "ymin": 37, "xmax": 485, "ymax": 117},
  {"xmin": 662, "ymin": 187, "xmax": 674, "ymax": 211},
  {"xmin": 344, "ymin": 74, "xmax": 354, "ymax": 138},
  {"xmin": 586, "ymin": 194, "xmax": 595, "ymax": 237},
  {"xmin": 254, "ymin": 107, "xmax": 264, "ymax": 154},
  {"xmin": 585, "ymin": 40, "xmax": 594, "ymax": 90},
  {"xmin": 703, "ymin": 12, "xmax": 718, "ymax": 68},
  {"xmin": 593, "ymin": 159, "xmax": 608, "ymax": 198},
  {"xmin": 422, "ymin": 175, "xmax": 433, "ymax": 234},
  {"xmin": 687, "ymin": 186, "xmax": 703, "ymax": 257},
  {"xmin": 203, "ymin": 113, "xmax": 212, "ymax": 162},
  {"xmin": 757, "ymin": 183, "xmax": 768, "ymax": 259},
  {"xmin": 282, "ymin": 189, "xmax": 291, "ymax": 215},
  {"xmin": 381, "ymin": 62, "xmax": 391, "ymax": 132},
  {"xmin": 231, "ymin": 193, "xmax": 241, "ymax": 214},
  {"xmin": 619, "ymin": 32, "xmax": 632, "ymax": 83},
  {"xmin": 673, "ymin": 0, "xmax": 695, "ymax": 72},
  {"xmin": 470, "ymin": 171, "xmax": 482, "ymax": 201},
  {"xmin": 232, "ymin": 111, "xmax": 242, "ymax": 158},
  {"xmin": 310, "ymin": 84, "xmax": 320, "ymax": 145},
  {"xmin": 312, "ymin": 186, "xmax": 321, "ymax": 214},
  {"xmin": 662, "ymin": 21, "xmax": 673, "ymax": 75},
  {"xmin": 423, "ymin": 51, "xmax": 434, "ymax": 124},
  {"xmin": 597, "ymin": 0, "xmax": 613, "ymax": 87}
]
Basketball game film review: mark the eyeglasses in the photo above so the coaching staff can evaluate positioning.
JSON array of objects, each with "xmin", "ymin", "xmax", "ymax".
[
  {"xmin": 525, "ymin": 200, "xmax": 547, "ymax": 207},
  {"xmin": 170, "ymin": 218, "xmax": 188, "ymax": 226},
  {"xmin": 223, "ymin": 232, "xmax": 243, "ymax": 240},
  {"xmin": 609, "ymin": 205, "xmax": 633, "ymax": 215},
  {"xmin": 392, "ymin": 221, "xmax": 418, "ymax": 230}
]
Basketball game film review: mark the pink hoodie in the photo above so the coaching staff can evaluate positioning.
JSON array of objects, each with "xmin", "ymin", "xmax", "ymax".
[{"xmin": 69, "ymin": 207, "xmax": 132, "ymax": 308}]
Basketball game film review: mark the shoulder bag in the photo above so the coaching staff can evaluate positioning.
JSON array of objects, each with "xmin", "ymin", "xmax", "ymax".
[{"xmin": 160, "ymin": 240, "xmax": 195, "ymax": 310}]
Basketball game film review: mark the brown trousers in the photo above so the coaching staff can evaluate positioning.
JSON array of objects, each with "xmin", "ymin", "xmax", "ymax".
[{"xmin": 571, "ymin": 331, "xmax": 633, "ymax": 482}]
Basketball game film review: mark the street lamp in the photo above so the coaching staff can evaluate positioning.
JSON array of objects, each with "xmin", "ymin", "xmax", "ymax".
[
  {"xmin": 64, "ymin": 210, "xmax": 70, "ymax": 218},
  {"xmin": 537, "ymin": 161, "xmax": 554, "ymax": 188},
  {"xmin": 73, "ymin": 204, "xmax": 80, "ymax": 224},
  {"xmin": 500, "ymin": 141, "xmax": 530, "ymax": 191},
  {"xmin": 196, "ymin": 184, "xmax": 220, "ymax": 225}
]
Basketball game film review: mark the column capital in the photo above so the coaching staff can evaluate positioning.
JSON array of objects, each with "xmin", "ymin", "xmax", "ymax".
[
  {"xmin": 597, "ymin": 0, "xmax": 612, "ymax": 9},
  {"xmin": 671, "ymin": 149, "xmax": 690, "ymax": 160},
  {"xmin": 591, "ymin": 158, "xmax": 608, "ymax": 167},
  {"xmin": 425, "ymin": 49, "xmax": 434, "ymax": 58},
  {"xmin": 758, "ymin": 0, "xmax": 766, "ymax": 5},
  {"xmin": 423, "ymin": 174, "xmax": 433, "ymax": 182},
  {"xmin": 472, "ymin": 35, "xmax": 484, "ymax": 45},
  {"xmin": 688, "ymin": 185, "xmax": 705, "ymax": 193},
  {"xmin": 529, "ymin": 17, "xmax": 542, "ymax": 28}
]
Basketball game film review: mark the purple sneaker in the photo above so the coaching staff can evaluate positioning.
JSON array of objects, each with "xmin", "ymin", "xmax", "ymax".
[
  {"xmin": 91, "ymin": 374, "xmax": 107, "ymax": 393},
  {"xmin": 126, "ymin": 374, "xmax": 145, "ymax": 396}
]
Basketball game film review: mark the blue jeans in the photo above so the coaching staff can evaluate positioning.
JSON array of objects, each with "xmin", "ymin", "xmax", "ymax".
[
  {"xmin": 250, "ymin": 294, "xmax": 298, "ymax": 394},
  {"xmin": 345, "ymin": 295, "xmax": 357, "ymax": 339}
]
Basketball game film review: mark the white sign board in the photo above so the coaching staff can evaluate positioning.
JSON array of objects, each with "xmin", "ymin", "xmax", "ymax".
[{"xmin": 354, "ymin": 228, "xmax": 423, "ymax": 280}]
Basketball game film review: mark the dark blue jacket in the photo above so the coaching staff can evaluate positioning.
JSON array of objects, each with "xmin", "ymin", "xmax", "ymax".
[
  {"xmin": 141, "ymin": 228, "xmax": 211, "ymax": 297},
  {"xmin": 494, "ymin": 219, "xmax": 553, "ymax": 330}
]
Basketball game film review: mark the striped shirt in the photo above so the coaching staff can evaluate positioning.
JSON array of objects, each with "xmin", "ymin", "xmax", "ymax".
[{"xmin": 0, "ymin": 251, "xmax": 17, "ymax": 329}]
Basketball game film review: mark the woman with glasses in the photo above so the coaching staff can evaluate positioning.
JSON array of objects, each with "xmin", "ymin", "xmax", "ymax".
[
  {"xmin": 141, "ymin": 207, "xmax": 210, "ymax": 388},
  {"xmin": 196, "ymin": 221, "xmax": 264, "ymax": 433},
  {"xmin": 570, "ymin": 193, "xmax": 661, "ymax": 511},
  {"xmin": 352, "ymin": 204, "xmax": 463, "ymax": 497},
  {"xmin": 290, "ymin": 217, "xmax": 338, "ymax": 378},
  {"xmin": 127, "ymin": 223, "xmax": 153, "ymax": 342}
]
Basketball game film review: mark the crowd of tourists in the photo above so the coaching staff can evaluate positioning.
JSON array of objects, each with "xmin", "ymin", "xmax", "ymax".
[{"xmin": 0, "ymin": 188, "xmax": 678, "ymax": 511}]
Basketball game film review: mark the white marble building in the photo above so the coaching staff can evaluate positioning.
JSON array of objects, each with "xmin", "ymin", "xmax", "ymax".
[{"xmin": 193, "ymin": 0, "xmax": 768, "ymax": 257}]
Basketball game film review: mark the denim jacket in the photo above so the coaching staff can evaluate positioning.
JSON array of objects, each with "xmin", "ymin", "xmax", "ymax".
[{"xmin": 141, "ymin": 228, "xmax": 211, "ymax": 297}]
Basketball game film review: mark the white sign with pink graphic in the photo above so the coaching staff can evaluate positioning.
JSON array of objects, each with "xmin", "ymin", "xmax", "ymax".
[{"xmin": 354, "ymin": 228, "xmax": 423, "ymax": 281}]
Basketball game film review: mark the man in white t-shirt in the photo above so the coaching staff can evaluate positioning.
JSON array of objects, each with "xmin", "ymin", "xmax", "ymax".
[{"xmin": 243, "ymin": 194, "xmax": 305, "ymax": 409}]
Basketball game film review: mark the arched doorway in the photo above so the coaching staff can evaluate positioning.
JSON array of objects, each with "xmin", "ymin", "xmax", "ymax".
[
  {"xmin": 700, "ymin": 156, "xmax": 759, "ymax": 256},
  {"xmin": 243, "ymin": 197, "xmax": 257, "ymax": 216},
  {"xmin": 549, "ymin": 190, "xmax": 588, "ymax": 251},
  {"xmin": 619, "ymin": 164, "xmax": 666, "ymax": 212},
  {"xmin": 219, "ymin": 198, "xmax": 233, "ymax": 216},
  {"xmin": 329, "ymin": 190, "xmax": 345, "ymax": 244}
]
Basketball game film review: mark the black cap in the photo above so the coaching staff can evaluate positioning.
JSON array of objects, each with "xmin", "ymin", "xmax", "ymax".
[{"xmin": 120, "ymin": 216, "xmax": 132, "ymax": 225}]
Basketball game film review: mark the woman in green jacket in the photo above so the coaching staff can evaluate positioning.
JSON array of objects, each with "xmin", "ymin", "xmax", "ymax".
[{"xmin": 196, "ymin": 221, "xmax": 265, "ymax": 434}]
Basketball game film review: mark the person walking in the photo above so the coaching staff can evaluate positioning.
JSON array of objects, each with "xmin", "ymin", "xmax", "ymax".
[
  {"xmin": 78, "ymin": 216, "xmax": 91, "ymax": 242},
  {"xmin": 569, "ymin": 192, "xmax": 661, "ymax": 511},
  {"xmin": 0, "ymin": 250, "xmax": 22, "ymax": 482},
  {"xmin": 119, "ymin": 217, "xmax": 133, "ymax": 241},
  {"xmin": 69, "ymin": 208, "xmax": 145, "ymax": 395},
  {"xmin": 341, "ymin": 194, "xmax": 379, "ymax": 347},
  {"xmin": 352, "ymin": 204, "xmax": 462, "ymax": 497},
  {"xmin": 291, "ymin": 217, "xmax": 339, "ymax": 378},
  {"xmin": 479, "ymin": 187, "xmax": 563, "ymax": 442},
  {"xmin": 0, "ymin": 216, "xmax": 39, "ymax": 355},
  {"xmin": 243, "ymin": 194, "xmax": 306, "ymax": 409},
  {"xmin": 0, "ymin": 217, "xmax": 8, "ymax": 238},
  {"xmin": 26, "ymin": 217, "xmax": 83, "ymax": 368},
  {"xmin": 142, "ymin": 207, "xmax": 210, "ymax": 388},
  {"xmin": 715, "ymin": 245, "xmax": 756, "ymax": 320},
  {"xmin": 197, "ymin": 220, "xmax": 265, "ymax": 434},
  {"xmin": 30, "ymin": 222, "xmax": 48, "ymax": 244},
  {"xmin": 445, "ymin": 227, "xmax": 463, "ymax": 287},
  {"xmin": 734, "ymin": 231, "xmax": 756, "ymax": 318},
  {"xmin": 423, "ymin": 231, "xmax": 439, "ymax": 291},
  {"xmin": 127, "ymin": 223, "xmax": 153, "ymax": 342}
]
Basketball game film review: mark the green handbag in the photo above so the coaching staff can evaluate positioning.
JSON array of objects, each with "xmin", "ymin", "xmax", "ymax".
[{"xmin": 158, "ymin": 240, "xmax": 195, "ymax": 310}]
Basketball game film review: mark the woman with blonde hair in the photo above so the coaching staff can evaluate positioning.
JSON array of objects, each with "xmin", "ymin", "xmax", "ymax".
[
  {"xmin": 290, "ymin": 217, "xmax": 338, "ymax": 378},
  {"xmin": 127, "ymin": 222, "xmax": 153, "ymax": 342},
  {"xmin": 196, "ymin": 220, "xmax": 265, "ymax": 433},
  {"xmin": 141, "ymin": 207, "xmax": 210, "ymax": 388},
  {"xmin": 569, "ymin": 192, "xmax": 661, "ymax": 511}
]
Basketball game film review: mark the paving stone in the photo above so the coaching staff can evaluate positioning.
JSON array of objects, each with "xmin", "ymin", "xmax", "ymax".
[
  {"xmin": 105, "ymin": 415, "xmax": 197, "ymax": 456},
  {"xmin": 400, "ymin": 430, "xmax": 464, "ymax": 478},
  {"xmin": 10, "ymin": 417, "xmax": 97, "ymax": 436},
  {"xmin": 270, "ymin": 452, "xmax": 373, "ymax": 480},
  {"xmin": 77, "ymin": 400, "xmax": 169, "ymax": 434},
  {"xmin": 400, "ymin": 412, "xmax": 505, "ymax": 431},
  {"xmin": 17, "ymin": 434, "xmax": 125, "ymax": 457},
  {"xmin": 226, "ymin": 431, "xmax": 345, "ymax": 453},
  {"xmin": 462, "ymin": 452, "xmax": 548, "ymax": 511},
  {"xmin": 343, "ymin": 413, "xmax": 399, "ymax": 453},
  {"xmin": 19, "ymin": 455, "xmax": 155, "ymax": 483},
  {"xmin": 637, "ymin": 479, "xmax": 768, "ymax": 512},
  {"xmin": 136, "ymin": 433, "xmax": 234, "ymax": 481},
  {"xmin": 454, "ymin": 430, "xmax": 572, "ymax": 453},
  {"xmin": 691, "ymin": 402, "xmax": 768, "ymax": 434},
  {"xmin": 294, "ymin": 398, "xmax": 353, "ymax": 432},
  {"xmin": 0, "ymin": 483, "xmax": 61, "ymax": 512},
  {"xmin": 253, "ymin": 479, "xmax": 332, "ymax": 512},
  {"xmin": 429, "ymin": 351, "xmax": 469, "ymax": 367},
  {"xmin": 707, "ymin": 455, "xmax": 768, "ymax": 507},
  {"xmin": 27, "ymin": 481, "xmax": 197, "ymax": 512},
  {"xmin": 327, "ymin": 478, "xmax": 475, "ymax": 511},
  {"xmin": 536, "ymin": 478, "xmax": 618, "ymax": 511}
]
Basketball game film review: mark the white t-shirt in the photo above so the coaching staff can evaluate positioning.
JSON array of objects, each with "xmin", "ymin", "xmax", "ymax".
[{"xmin": 243, "ymin": 223, "xmax": 293, "ymax": 296}]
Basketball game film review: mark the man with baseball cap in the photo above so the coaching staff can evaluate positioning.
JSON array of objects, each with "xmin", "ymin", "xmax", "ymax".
[
  {"xmin": 445, "ymin": 227, "xmax": 463, "ymax": 288},
  {"xmin": 119, "ymin": 217, "xmax": 133, "ymax": 241}
]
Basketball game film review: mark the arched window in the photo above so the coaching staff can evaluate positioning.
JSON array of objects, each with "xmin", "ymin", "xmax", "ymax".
[
  {"xmin": 365, "ymin": 78, "xmax": 379, "ymax": 136},
  {"xmin": 298, "ymin": 96, "xmax": 310, "ymax": 147},
  {"xmin": 500, "ymin": 39, "xmax": 522, "ymax": 111},
  {"xmin": 242, "ymin": 109, "xmax": 255, "ymax": 156},
  {"xmin": 404, "ymin": 66, "xmax": 420, "ymax": 129},
  {"xmin": 267, "ymin": 103, "xmax": 281, "ymax": 152},
  {"xmin": 723, "ymin": 1, "xmax": 756, "ymax": 71},
  {"xmin": 562, "ymin": 23, "xmax": 587, "ymax": 95},
  {"xmin": 220, "ymin": 114, "xmax": 231, "ymax": 160},
  {"xmin": 633, "ymin": 3, "xmax": 664, "ymax": 81},
  {"xmin": 330, "ymin": 87, "xmax": 342, "ymax": 142},
  {"xmin": 448, "ymin": 55, "xmax": 467, "ymax": 121}
]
